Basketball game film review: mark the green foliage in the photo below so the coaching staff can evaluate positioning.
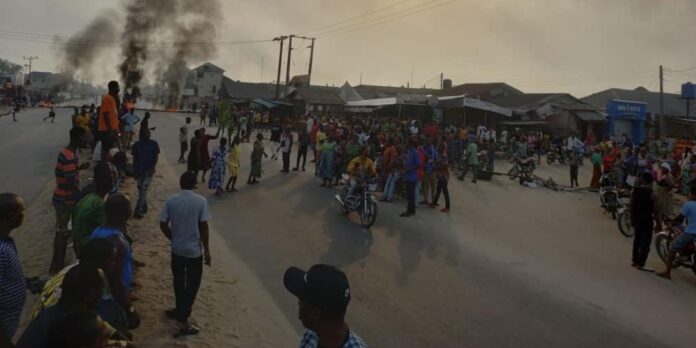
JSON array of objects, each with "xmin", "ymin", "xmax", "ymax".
[
  {"xmin": 0, "ymin": 59, "xmax": 22, "ymax": 76},
  {"xmin": 217, "ymin": 99, "xmax": 232, "ymax": 128}
]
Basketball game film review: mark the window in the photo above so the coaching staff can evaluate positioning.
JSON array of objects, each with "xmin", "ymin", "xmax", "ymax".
[
  {"xmin": 317, "ymin": 105, "xmax": 324, "ymax": 112},
  {"xmin": 212, "ymin": 85, "xmax": 216, "ymax": 93}
]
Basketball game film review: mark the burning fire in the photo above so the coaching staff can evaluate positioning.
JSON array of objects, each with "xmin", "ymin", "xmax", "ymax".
[{"xmin": 165, "ymin": 107, "xmax": 178, "ymax": 112}]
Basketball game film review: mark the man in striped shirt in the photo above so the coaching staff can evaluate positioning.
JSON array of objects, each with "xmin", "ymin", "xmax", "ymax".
[
  {"xmin": 0, "ymin": 193, "xmax": 26, "ymax": 347},
  {"xmin": 49, "ymin": 127, "xmax": 88, "ymax": 275}
]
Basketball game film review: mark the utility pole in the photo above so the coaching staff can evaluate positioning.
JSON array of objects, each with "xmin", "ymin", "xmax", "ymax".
[
  {"xmin": 285, "ymin": 35, "xmax": 294, "ymax": 85},
  {"xmin": 261, "ymin": 56, "xmax": 264, "ymax": 82},
  {"xmin": 440, "ymin": 73, "xmax": 444, "ymax": 90},
  {"xmin": 307, "ymin": 38, "xmax": 316, "ymax": 89},
  {"xmin": 23, "ymin": 56, "xmax": 38, "ymax": 82},
  {"xmin": 659, "ymin": 65, "xmax": 664, "ymax": 137},
  {"xmin": 274, "ymin": 36, "xmax": 286, "ymax": 99}
]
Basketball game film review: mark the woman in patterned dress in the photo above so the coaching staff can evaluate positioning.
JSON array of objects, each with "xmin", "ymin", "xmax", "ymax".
[{"xmin": 208, "ymin": 138, "xmax": 228, "ymax": 195}]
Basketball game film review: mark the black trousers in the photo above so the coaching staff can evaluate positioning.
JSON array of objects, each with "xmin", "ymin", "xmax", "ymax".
[
  {"xmin": 632, "ymin": 222, "xmax": 653, "ymax": 267},
  {"xmin": 171, "ymin": 253, "xmax": 203, "ymax": 323},
  {"xmin": 433, "ymin": 179, "xmax": 450, "ymax": 209},
  {"xmin": 570, "ymin": 165, "xmax": 579, "ymax": 186},
  {"xmin": 282, "ymin": 152, "xmax": 291, "ymax": 171},
  {"xmin": 406, "ymin": 180, "xmax": 417, "ymax": 214},
  {"xmin": 296, "ymin": 146, "xmax": 308, "ymax": 169}
]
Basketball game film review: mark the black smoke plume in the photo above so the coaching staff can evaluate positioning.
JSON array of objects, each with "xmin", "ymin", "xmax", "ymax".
[{"xmin": 61, "ymin": 12, "xmax": 118, "ymax": 80}]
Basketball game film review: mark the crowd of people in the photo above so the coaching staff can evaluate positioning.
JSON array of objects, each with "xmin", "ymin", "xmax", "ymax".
[
  {"xmin": 1, "ymin": 81, "xmax": 368, "ymax": 348},
  {"xmin": 6, "ymin": 77, "xmax": 696, "ymax": 347}
]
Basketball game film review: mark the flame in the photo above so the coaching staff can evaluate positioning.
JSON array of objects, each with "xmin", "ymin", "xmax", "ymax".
[{"xmin": 165, "ymin": 107, "xmax": 177, "ymax": 112}]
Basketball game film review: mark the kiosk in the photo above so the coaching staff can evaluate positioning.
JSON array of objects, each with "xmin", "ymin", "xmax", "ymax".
[{"xmin": 606, "ymin": 99, "xmax": 647, "ymax": 144}]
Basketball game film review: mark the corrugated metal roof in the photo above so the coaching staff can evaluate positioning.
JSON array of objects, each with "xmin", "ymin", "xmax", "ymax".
[{"xmin": 574, "ymin": 110, "xmax": 606, "ymax": 122}]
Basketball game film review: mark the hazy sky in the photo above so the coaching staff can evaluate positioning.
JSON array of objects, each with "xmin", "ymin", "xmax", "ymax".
[{"xmin": 1, "ymin": 0, "xmax": 695, "ymax": 97}]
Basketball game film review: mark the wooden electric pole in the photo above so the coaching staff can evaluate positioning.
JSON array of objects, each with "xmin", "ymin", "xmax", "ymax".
[
  {"xmin": 659, "ymin": 65, "xmax": 664, "ymax": 137},
  {"xmin": 285, "ymin": 35, "xmax": 294, "ymax": 85},
  {"xmin": 307, "ymin": 38, "xmax": 316, "ymax": 89},
  {"xmin": 274, "ymin": 36, "xmax": 286, "ymax": 99},
  {"xmin": 23, "ymin": 56, "xmax": 38, "ymax": 82}
]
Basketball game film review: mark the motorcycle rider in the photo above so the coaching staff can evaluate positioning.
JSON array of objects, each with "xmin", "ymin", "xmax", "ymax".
[
  {"xmin": 342, "ymin": 147, "xmax": 377, "ymax": 201},
  {"xmin": 656, "ymin": 181, "xmax": 696, "ymax": 280}
]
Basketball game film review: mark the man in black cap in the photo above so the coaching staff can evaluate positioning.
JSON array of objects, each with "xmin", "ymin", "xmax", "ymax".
[{"xmin": 284, "ymin": 264, "xmax": 367, "ymax": 348}]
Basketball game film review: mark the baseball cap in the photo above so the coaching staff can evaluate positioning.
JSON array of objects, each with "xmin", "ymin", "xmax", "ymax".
[
  {"xmin": 661, "ymin": 162, "xmax": 671, "ymax": 172},
  {"xmin": 284, "ymin": 265, "xmax": 351, "ymax": 317}
]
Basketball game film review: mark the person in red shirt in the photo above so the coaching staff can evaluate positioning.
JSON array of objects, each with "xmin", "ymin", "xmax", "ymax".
[{"xmin": 424, "ymin": 122, "xmax": 438, "ymax": 140}]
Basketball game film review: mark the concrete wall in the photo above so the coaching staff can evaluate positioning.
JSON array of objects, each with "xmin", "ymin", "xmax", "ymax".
[{"xmin": 193, "ymin": 69, "xmax": 223, "ymax": 98}]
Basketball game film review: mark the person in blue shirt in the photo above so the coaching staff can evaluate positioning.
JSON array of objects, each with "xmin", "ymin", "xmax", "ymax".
[
  {"xmin": 120, "ymin": 108, "xmax": 141, "ymax": 150},
  {"xmin": 657, "ymin": 181, "xmax": 696, "ymax": 280},
  {"xmin": 401, "ymin": 138, "xmax": 421, "ymax": 217},
  {"xmin": 90, "ymin": 194, "xmax": 140, "ymax": 330},
  {"xmin": 131, "ymin": 129, "xmax": 160, "ymax": 219}
]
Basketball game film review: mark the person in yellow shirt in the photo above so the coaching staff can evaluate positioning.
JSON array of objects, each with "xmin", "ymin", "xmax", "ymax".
[{"xmin": 343, "ymin": 147, "xmax": 377, "ymax": 199}]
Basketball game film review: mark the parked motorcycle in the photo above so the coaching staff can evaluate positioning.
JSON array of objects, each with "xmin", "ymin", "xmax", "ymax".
[
  {"xmin": 335, "ymin": 174, "xmax": 378, "ymax": 228},
  {"xmin": 508, "ymin": 156, "xmax": 536, "ymax": 181},
  {"xmin": 655, "ymin": 220, "xmax": 696, "ymax": 275},
  {"xmin": 616, "ymin": 198, "xmax": 633, "ymax": 237},
  {"xmin": 599, "ymin": 173, "xmax": 620, "ymax": 219}
]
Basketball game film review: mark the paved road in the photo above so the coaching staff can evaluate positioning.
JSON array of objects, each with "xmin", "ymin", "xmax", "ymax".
[
  {"xmin": 5, "ymin": 110, "xmax": 696, "ymax": 347},
  {"xmin": 0, "ymin": 107, "xmax": 75, "ymax": 202}
]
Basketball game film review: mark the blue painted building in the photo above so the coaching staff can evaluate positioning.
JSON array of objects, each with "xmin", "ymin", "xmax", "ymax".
[{"xmin": 606, "ymin": 99, "xmax": 647, "ymax": 144}]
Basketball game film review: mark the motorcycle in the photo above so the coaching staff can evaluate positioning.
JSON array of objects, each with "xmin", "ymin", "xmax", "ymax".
[
  {"xmin": 655, "ymin": 220, "xmax": 696, "ymax": 275},
  {"xmin": 546, "ymin": 145, "xmax": 566, "ymax": 165},
  {"xmin": 616, "ymin": 198, "xmax": 632, "ymax": 237},
  {"xmin": 335, "ymin": 174, "xmax": 378, "ymax": 228},
  {"xmin": 599, "ymin": 173, "xmax": 620, "ymax": 219},
  {"xmin": 508, "ymin": 156, "xmax": 536, "ymax": 181}
]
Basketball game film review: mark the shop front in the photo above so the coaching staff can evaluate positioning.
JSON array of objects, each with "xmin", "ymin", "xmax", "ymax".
[{"xmin": 606, "ymin": 99, "xmax": 647, "ymax": 144}]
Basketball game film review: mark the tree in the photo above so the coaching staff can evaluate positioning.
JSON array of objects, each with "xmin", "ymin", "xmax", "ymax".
[
  {"xmin": 217, "ymin": 99, "xmax": 234, "ymax": 139},
  {"xmin": 0, "ymin": 59, "xmax": 22, "ymax": 76}
]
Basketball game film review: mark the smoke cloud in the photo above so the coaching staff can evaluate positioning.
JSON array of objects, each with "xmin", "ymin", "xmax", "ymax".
[
  {"xmin": 60, "ymin": 12, "xmax": 119, "ymax": 80},
  {"xmin": 61, "ymin": 0, "xmax": 221, "ymax": 107},
  {"xmin": 162, "ymin": 0, "xmax": 222, "ymax": 108}
]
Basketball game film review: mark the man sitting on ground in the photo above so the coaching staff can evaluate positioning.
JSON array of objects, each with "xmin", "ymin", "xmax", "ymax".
[
  {"xmin": 90, "ymin": 194, "xmax": 140, "ymax": 331},
  {"xmin": 17, "ymin": 264, "xmax": 107, "ymax": 347}
]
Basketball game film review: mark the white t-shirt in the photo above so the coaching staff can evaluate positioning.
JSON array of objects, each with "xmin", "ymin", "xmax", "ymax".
[
  {"xmin": 161, "ymin": 190, "xmax": 211, "ymax": 258},
  {"xmin": 306, "ymin": 118, "xmax": 314, "ymax": 133},
  {"xmin": 179, "ymin": 124, "xmax": 189, "ymax": 143}
]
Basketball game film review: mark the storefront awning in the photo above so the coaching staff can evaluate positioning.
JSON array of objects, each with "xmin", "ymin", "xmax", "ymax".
[
  {"xmin": 500, "ymin": 121, "xmax": 547, "ymax": 126},
  {"xmin": 574, "ymin": 110, "xmax": 606, "ymax": 122},
  {"xmin": 433, "ymin": 95, "xmax": 513, "ymax": 117},
  {"xmin": 251, "ymin": 98, "xmax": 292, "ymax": 109}
]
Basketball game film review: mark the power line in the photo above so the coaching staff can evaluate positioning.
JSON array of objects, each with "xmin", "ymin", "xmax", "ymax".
[
  {"xmin": 297, "ymin": 0, "xmax": 416, "ymax": 35},
  {"xmin": 318, "ymin": 0, "xmax": 458, "ymax": 39},
  {"xmin": 314, "ymin": 0, "xmax": 445, "ymax": 37},
  {"xmin": 665, "ymin": 66, "xmax": 696, "ymax": 73}
]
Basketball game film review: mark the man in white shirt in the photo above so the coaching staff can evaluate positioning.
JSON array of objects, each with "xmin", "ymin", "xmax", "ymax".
[
  {"xmin": 500, "ymin": 129, "xmax": 508, "ymax": 145},
  {"xmin": 409, "ymin": 121, "xmax": 419, "ymax": 136},
  {"xmin": 160, "ymin": 172, "xmax": 211, "ymax": 337}
]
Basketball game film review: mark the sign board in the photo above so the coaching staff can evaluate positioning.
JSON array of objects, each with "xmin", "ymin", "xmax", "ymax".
[{"xmin": 606, "ymin": 100, "xmax": 646, "ymax": 119}]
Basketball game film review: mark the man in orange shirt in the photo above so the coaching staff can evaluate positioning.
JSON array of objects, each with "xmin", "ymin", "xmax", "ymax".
[{"xmin": 97, "ymin": 81, "xmax": 121, "ymax": 156}]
